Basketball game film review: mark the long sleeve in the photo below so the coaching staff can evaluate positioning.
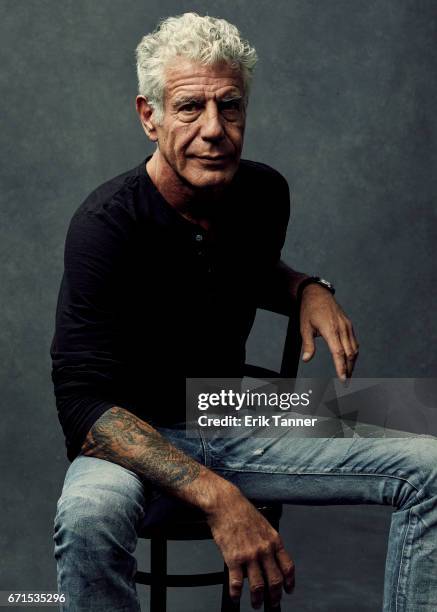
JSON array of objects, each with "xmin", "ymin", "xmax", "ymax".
[
  {"xmin": 51, "ymin": 201, "xmax": 133, "ymax": 461},
  {"xmin": 254, "ymin": 170, "xmax": 309, "ymax": 312}
]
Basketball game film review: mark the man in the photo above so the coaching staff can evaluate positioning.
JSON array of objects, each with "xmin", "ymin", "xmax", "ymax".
[{"xmin": 52, "ymin": 13, "xmax": 437, "ymax": 611}]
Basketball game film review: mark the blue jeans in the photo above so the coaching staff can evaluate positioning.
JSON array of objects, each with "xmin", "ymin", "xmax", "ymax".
[{"xmin": 53, "ymin": 421, "xmax": 437, "ymax": 611}]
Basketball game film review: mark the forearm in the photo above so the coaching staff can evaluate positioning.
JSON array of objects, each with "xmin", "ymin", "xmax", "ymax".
[
  {"xmin": 79, "ymin": 406, "xmax": 239, "ymax": 514},
  {"xmin": 276, "ymin": 260, "xmax": 310, "ymax": 299},
  {"xmin": 258, "ymin": 259, "xmax": 309, "ymax": 312}
]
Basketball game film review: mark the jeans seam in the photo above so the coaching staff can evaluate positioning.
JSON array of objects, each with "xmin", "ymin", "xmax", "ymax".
[
  {"xmin": 394, "ymin": 486, "xmax": 427, "ymax": 612},
  {"xmin": 211, "ymin": 466, "xmax": 422, "ymax": 493},
  {"xmin": 395, "ymin": 507, "xmax": 413, "ymax": 612}
]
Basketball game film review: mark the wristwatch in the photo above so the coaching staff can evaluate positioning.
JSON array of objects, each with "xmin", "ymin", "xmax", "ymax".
[{"xmin": 297, "ymin": 276, "xmax": 336, "ymax": 300}]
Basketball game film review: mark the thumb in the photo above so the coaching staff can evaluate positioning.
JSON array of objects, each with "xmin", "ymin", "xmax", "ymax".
[{"xmin": 301, "ymin": 325, "xmax": 316, "ymax": 362}]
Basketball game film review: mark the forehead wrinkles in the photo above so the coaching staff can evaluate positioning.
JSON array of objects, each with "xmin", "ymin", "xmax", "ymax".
[
  {"xmin": 168, "ymin": 77, "xmax": 242, "ymax": 101},
  {"xmin": 164, "ymin": 63, "xmax": 244, "ymax": 103}
]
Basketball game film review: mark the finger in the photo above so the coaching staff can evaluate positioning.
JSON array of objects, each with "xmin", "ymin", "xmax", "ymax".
[
  {"xmin": 324, "ymin": 329, "xmax": 348, "ymax": 381},
  {"xmin": 260, "ymin": 554, "xmax": 284, "ymax": 608},
  {"xmin": 338, "ymin": 324, "xmax": 356, "ymax": 378},
  {"xmin": 344, "ymin": 321, "xmax": 360, "ymax": 376},
  {"xmin": 348, "ymin": 322, "xmax": 359, "ymax": 355},
  {"xmin": 228, "ymin": 565, "xmax": 244, "ymax": 603},
  {"xmin": 275, "ymin": 546, "xmax": 295, "ymax": 593},
  {"xmin": 301, "ymin": 324, "xmax": 316, "ymax": 362},
  {"xmin": 246, "ymin": 560, "xmax": 265, "ymax": 609}
]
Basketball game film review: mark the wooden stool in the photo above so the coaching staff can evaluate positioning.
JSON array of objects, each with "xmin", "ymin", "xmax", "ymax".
[
  {"xmin": 136, "ymin": 501, "xmax": 283, "ymax": 611},
  {"xmin": 135, "ymin": 302, "xmax": 301, "ymax": 610}
]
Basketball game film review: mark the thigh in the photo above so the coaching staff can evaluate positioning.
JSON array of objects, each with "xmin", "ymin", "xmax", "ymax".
[
  {"xmin": 202, "ymin": 421, "xmax": 437, "ymax": 506},
  {"xmin": 56, "ymin": 455, "xmax": 148, "ymax": 530}
]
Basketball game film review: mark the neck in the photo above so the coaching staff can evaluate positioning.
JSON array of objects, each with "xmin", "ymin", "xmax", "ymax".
[{"xmin": 146, "ymin": 151, "xmax": 224, "ymax": 229}]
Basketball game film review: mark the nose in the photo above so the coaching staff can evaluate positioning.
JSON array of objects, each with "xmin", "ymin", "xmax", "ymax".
[{"xmin": 200, "ymin": 102, "xmax": 225, "ymax": 142}]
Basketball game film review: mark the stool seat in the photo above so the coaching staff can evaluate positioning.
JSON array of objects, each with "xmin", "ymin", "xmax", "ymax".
[{"xmin": 138, "ymin": 500, "xmax": 283, "ymax": 540}]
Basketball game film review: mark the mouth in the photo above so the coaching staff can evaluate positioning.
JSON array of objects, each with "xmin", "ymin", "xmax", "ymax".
[{"xmin": 195, "ymin": 155, "xmax": 231, "ymax": 164}]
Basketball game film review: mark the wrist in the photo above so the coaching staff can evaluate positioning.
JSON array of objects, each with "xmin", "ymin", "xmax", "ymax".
[
  {"xmin": 297, "ymin": 276, "xmax": 335, "ymax": 303},
  {"xmin": 302, "ymin": 283, "xmax": 332, "ymax": 298},
  {"xmin": 201, "ymin": 473, "xmax": 242, "ymax": 517}
]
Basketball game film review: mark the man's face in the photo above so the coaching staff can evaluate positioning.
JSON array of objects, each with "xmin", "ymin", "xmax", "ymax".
[{"xmin": 148, "ymin": 58, "xmax": 246, "ymax": 190}]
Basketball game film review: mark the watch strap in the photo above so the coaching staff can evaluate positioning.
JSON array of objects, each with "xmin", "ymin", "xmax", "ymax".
[{"xmin": 297, "ymin": 276, "xmax": 336, "ymax": 302}]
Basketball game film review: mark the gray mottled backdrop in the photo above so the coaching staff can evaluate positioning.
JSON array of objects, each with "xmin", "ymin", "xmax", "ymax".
[{"xmin": 1, "ymin": 1, "xmax": 436, "ymax": 610}]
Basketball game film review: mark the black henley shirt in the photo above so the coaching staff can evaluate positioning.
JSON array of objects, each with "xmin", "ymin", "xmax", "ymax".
[{"xmin": 50, "ymin": 157, "xmax": 291, "ymax": 461}]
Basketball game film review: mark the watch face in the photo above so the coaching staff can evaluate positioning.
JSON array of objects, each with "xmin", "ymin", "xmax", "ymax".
[
  {"xmin": 300, "ymin": 277, "xmax": 335, "ymax": 297},
  {"xmin": 317, "ymin": 278, "xmax": 335, "ymax": 293}
]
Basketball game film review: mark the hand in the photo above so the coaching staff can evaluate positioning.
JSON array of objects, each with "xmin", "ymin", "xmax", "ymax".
[
  {"xmin": 206, "ymin": 487, "xmax": 295, "ymax": 609},
  {"xmin": 300, "ymin": 284, "xmax": 359, "ymax": 380}
]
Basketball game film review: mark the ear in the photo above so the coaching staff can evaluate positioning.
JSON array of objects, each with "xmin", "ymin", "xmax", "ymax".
[{"xmin": 136, "ymin": 95, "xmax": 159, "ymax": 142}]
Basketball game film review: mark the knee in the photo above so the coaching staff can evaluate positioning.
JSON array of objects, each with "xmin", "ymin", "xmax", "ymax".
[
  {"xmin": 54, "ymin": 483, "xmax": 144, "ymax": 552},
  {"xmin": 403, "ymin": 436, "xmax": 437, "ymax": 500}
]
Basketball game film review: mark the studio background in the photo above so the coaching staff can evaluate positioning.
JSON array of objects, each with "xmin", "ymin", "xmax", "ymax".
[{"xmin": 1, "ymin": 1, "xmax": 436, "ymax": 610}]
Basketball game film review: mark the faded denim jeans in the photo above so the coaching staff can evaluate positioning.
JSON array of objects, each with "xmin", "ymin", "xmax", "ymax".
[{"xmin": 53, "ymin": 419, "xmax": 437, "ymax": 611}]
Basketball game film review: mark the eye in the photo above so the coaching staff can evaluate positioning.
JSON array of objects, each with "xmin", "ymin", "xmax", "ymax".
[
  {"xmin": 180, "ymin": 102, "xmax": 201, "ymax": 113},
  {"xmin": 223, "ymin": 100, "xmax": 240, "ymax": 109},
  {"xmin": 219, "ymin": 100, "xmax": 242, "ymax": 118}
]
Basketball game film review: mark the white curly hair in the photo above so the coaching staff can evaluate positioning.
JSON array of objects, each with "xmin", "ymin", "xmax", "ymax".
[{"xmin": 135, "ymin": 12, "xmax": 258, "ymax": 123}]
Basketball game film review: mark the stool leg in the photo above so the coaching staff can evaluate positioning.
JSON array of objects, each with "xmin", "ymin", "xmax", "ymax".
[
  {"xmin": 150, "ymin": 536, "xmax": 167, "ymax": 612},
  {"xmin": 221, "ymin": 563, "xmax": 240, "ymax": 611},
  {"xmin": 264, "ymin": 598, "xmax": 281, "ymax": 612},
  {"xmin": 264, "ymin": 515, "xmax": 281, "ymax": 611}
]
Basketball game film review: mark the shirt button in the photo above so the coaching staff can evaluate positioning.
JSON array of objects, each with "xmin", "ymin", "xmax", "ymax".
[{"xmin": 195, "ymin": 234, "xmax": 203, "ymax": 242}]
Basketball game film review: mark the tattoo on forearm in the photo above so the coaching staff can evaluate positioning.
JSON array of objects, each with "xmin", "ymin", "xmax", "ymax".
[{"xmin": 80, "ymin": 407, "xmax": 201, "ymax": 490}]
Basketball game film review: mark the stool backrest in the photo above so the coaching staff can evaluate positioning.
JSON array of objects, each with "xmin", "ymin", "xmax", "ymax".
[{"xmin": 244, "ymin": 299, "xmax": 302, "ymax": 380}]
